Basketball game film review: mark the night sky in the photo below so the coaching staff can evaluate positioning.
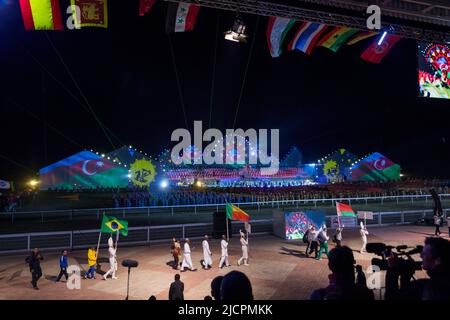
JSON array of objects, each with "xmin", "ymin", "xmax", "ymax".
[{"xmin": 0, "ymin": 0, "xmax": 449, "ymax": 182}]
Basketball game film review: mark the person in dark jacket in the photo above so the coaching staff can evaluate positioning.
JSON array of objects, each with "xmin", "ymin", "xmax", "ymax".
[
  {"xmin": 26, "ymin": 248, "xmax": 43, "ymax": 290},
  {"xmin": 169, "ymin": 274, "xmax": 184, "ymax": 300},
  {"xmin": 56, "ymin": 250, "xmax": 69, "ymax": 282},
  {"xmin": 310, "ymin": 246, "xmax": 374, "ymax": 300}
]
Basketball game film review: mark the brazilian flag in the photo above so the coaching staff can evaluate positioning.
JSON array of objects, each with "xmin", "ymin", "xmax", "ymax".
[{"xmin": 101, "ymin": 215, "xmax": 128, "ymax": 236}]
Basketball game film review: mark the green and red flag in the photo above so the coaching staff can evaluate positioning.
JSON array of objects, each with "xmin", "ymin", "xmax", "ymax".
[
  {"xmin": 19, "ymin": 0, "xmax": 63, "ymax": 31},
  {"xmin": 336, "ymin": 202, "xmax": 356, "ymax": 217},
  {"xmin": 101, "ymin": 215, "xmax": 128, "ymax": 236},
  {"xmin": 226, "ymin": 203, "xmax": 250, "ymax": 222},
  {"xmin": 316, "ymin": 26, "xmax": 359, "ymax": 52}
]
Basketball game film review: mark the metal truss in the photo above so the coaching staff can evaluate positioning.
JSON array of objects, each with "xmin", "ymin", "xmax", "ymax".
[{"xmin": 165, "ymin": 0, "xmax": 450, "ymax": 42}]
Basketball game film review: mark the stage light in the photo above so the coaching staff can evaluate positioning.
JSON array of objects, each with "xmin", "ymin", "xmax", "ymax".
[
  {"xmin": 28, "ymin": 179, "xmax": 39, "ymax": 187},
  {"xmin": 224, "ymin": 15, "xmax": 248, "ymax": 43},
  {"xmin": 127, "ymin": 174, "xmax": 132, "ymax": 178},
  {"xmin": 160, "ymin": 180, "xmax": 169, "ymax": 188},
  {"xmin": 378, "ymin": 31, "xmax": 388, "ymax": 46}
]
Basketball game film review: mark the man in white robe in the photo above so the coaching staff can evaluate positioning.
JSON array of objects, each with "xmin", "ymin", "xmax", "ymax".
[
  {"xmin": 360, "ymin": 222, "xmax": 369, "ymax": 253},
  {"xmin": 219, "ymin": 235, "xmax": 230, "ymax": 268},
  {"xmin": 181, "ymin": 239, "xmax": 197, "ymax": 272},
  {"xmin": 103, "ymin": 237, "xmax": 118, "ymax": 280},
  {"xmin": 238, "ymin": 230, "xmax": 249, "ymax": 266},
  {"xmin": 202, "ymin": 235, "xmax": 212, "ymax": 269}
]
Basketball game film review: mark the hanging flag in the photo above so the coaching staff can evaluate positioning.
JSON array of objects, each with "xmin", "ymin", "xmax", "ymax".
[
  {"xmin": 361, "ymin": 34, "xmax": 401, "ymax": 64},
  {"xmin": 166, "ymin": 2, "xmax": 200, "ymax": 33},
  {"xmin": 346, "ymin": 31, "xmax": 378, "ymax": 45},
  {"xmin": 71, "ymin": 0, "xmax": 108, "ymax": 28},
  {"xmin": 139, "ymin": 0, "xmax": 156, "ymax": 16},
  {"xmin": 336, "ymin": 202, "xmax": 356, "ymax": 217},
  {"xmin": 101, "ymin": 215, "xmax": 128, "ymax": 236},
  {"xmin": 226, "ymin": 203, "xmax": 250, "ymax": 222},
  {"xmin": 288, "ymin": 22, "xmax": 327, "ymax": 55},
  {"xmin": 0, "ymin": 180, "xmax": 10, "ymax": 189},
  {"xmin": 316, "ymin": 26, "xmax": 359, "ymax": 52},
  {"xmin": 266, "ymin": 16, "xmax": 295, "ymax": 58},
  {"xmin": 19, "ymin": 0, "xmax": 63, "ymax": 31}
]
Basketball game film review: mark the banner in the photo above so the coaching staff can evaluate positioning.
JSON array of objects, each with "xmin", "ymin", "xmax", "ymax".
[
  {"xmin": 357, "ymin": 211, "xmax": 374, "ymax": 220},
  {"xmin": 285, "ymin": 211, "xmax": 325, "ymax": 240},
  {"xmin": 331, "ymin": 215, "xmax": 356, "ymax": 228}
]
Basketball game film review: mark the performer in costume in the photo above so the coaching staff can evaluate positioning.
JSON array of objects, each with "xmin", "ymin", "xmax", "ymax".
[
  {"xmin": 181, "ymin": 239, "xmax": 197, "ymax": 272},
  {"xmin": 85, "ymin": 247, "xmax": 97, "ymax": 279},
  {"xmin": 360, "ymin": 222, "xmax": 369, "ymax": 253},
  {"xmin": 219, "ymin": 235, "xmax": 230, "ymax": 268},
  {"xmin": 202, "ymin": 235, "xmax": 213, "ymax": 270},
  {"xmin": 103, "ymin": 237, "xmax": 118, "ymax": 280},
  {"xmin": 171, "ymin": 238, "xmax": 181, "ymax": 270},
  {"xmin": 316, "ymin": 225, "xmax": 330, "ymax": 260},
  {"xmin": 238, "ymin": 230, "xmax": 249, "ymax": 266}
]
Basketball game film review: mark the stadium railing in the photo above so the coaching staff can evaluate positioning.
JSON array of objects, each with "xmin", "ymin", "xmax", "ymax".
[
  {"xmin": 1, "ymin": 193, "xmax": 449, "ymax": 224},
  {"xmin": 0, "ymin": 209, "xmax": 447, "ymax": 254}
]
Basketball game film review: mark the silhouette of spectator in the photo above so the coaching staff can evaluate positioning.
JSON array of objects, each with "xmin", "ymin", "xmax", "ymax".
[
  {"xmin": 169, "ymin": 274, "xmax": 184, "ymax": 300},
  {"xmin": 220, "ymin": 271, "xmax": 253, "ymax": 301},
  {"xmin": 148, "ymin": 295, "xmax": 156, "ymax": 300},
  {"xmin": 204, "ymin": 295, "xmax": 212, "ymax": 300},
  {"xmin": 310, "ymin": 246, "xmax": 374, "ymax": 300},
  {"xmin": 211, "ymin": 276, "xmax": 223, "ymax": 301}
]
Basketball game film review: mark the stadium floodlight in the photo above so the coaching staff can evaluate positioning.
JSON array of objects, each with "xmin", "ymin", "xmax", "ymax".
[
  {"xmin": 28, "ymin": 179, "xmax": 39, "ymax": 187},
  {"xmin": 160, "ymin": 180, "xmax": 169, "ymax": 189},
  {"xmin": 378, "ymin": 31, "xmax": 388, "ymax": 46},
  {"xmin": 224, "ymin": 15, "xmax": 248, "ymax": 43}
]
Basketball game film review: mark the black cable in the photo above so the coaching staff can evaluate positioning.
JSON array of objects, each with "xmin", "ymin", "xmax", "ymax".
[
  {"xmin": 232, "ymin": 16, "xmax": 260, "ymax": 129},
  {"xmin": 167, "ymin": 33, "xmax": 190, "ymax": 129}
]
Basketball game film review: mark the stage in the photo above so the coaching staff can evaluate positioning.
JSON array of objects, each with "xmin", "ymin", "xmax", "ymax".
[{"xmin": 0, "ymin": 225, "xmax": 447, "ymax": 300}]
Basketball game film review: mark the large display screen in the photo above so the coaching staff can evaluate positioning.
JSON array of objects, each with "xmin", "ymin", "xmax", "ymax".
[
  {"xmin": 418, "ymin": 42, "xmax": 450, "ymax": 99},
  {"xmin": 285, "ymin": 211, "xmax": 325, "ymax": 240}
]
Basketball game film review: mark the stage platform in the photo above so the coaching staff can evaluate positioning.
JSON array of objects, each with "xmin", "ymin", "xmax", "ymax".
[{"xmin": 0, "ymin": 225, "xmax": 448, "ymax": 300}]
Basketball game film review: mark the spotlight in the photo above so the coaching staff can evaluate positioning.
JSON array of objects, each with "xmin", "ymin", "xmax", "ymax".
[
  {"xmin": 28, "ymin": 179, "xmax": 39, "ymax": 187},
  {"xmin": 224, "ymin": 15, "xmax": 248, "ymax": 43},
  {"xmin": 160, "ymin": 180, "xmax": 169, "ymax": 188}
]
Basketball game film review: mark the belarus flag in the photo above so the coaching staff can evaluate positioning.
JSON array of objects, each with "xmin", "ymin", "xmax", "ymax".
[
  {"xmin": 166, "ymin": 2, "xmax": 200, "ymax": 33},
  {"xmin": 336, "ymin": 202, "xmax": 356, "ymax": 217}
]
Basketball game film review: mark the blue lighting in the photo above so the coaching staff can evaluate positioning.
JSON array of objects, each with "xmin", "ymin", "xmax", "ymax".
[{"xmin": 378, "ymin": 31, "xmax": 388, "ymax": 46}]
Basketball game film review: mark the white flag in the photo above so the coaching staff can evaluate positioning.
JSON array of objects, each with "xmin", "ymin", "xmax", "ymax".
[{"xmin": 0, "ymin": 180, "xmax": 10, "ymax": 189}]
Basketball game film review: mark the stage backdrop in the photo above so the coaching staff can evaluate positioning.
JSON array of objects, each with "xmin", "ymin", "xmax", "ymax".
[
  {"xmin": 285, "ymin": 211, "xmax": 325, "ymax": 240},
  {"xmin": 39, "ymin": 151, "xmax": 130, "ymax": 190},
  {"xmin": 350, "ymin": 152, "xmax": 400, "ymax": 182}
]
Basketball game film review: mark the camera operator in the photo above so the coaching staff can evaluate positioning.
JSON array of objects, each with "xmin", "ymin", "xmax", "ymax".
[
  {"xmin": 310, "ymin": 246, "xmax": 374, "ymax": 300},
  {"xmin": 389, "ymin": 237, "xmax": 450, "ymax": 300}
]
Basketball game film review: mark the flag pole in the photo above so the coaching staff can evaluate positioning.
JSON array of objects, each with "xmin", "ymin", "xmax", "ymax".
[
  {"xmin": 226, "ymin": 216, "xmax": 229, "ymax": 242},
  {"xmin": 95, "ymin": 231, "xmax": 102, "ymax": 260},
  {"xmin": 115, "ymin": 231, "xmax": 120, "ymax": 250}
]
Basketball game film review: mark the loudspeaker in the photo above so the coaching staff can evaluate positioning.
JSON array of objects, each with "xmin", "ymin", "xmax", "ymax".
[{"xmin": 213, "ymin": 211, "xmax": 232, "ymax": 239}]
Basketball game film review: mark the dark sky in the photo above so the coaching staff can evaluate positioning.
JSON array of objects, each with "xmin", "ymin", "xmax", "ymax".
[{"xmin": 0, "ymin": 0, "xmax": 449, "ymax": 182}]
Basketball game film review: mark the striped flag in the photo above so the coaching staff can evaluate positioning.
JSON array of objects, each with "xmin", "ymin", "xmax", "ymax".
[
  {"xmin": 361, "ymin": 34, "xmax": 402, "ymax": 64},
  {"xmin": 336, "ymin": 202, "xmax": 356, "ymax": 217},
  {"xmin": 288, "ymin": 22, "xmax": 327, "ymax": 55},
  {"xmin": 266, "ymin": 16, "xmax": 295, "ymax": 58},
  {"xmin": 166, "ymin": 2, "xmax": 200, "ymax": 33},
  {"xmin": 316, "ymin": 26, "xmax": 359, "ymax": 52},
  {"xmin": 346, "ymin": 31, "xmax": 378, "ymax": 45},
  {"xmin": 19, "ymin": 0, "xmax": 63, "ymax": 31},
  {"xmin": 226, "ymin": 203, "xmax": 250, "ymax": 222}
]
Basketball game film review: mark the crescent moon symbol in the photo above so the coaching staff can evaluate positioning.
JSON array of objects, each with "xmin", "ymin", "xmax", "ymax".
[
  {"xmin": 82, "ymin": 160, "xmax": 97, "ymax": 176},
  {"xmin": 374, "ymin": 159, "xmax": 384, "ymax": 171}
]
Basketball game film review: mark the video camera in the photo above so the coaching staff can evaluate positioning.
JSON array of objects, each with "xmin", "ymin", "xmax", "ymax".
[{"xmin": 366, "ymin": 242, "xmax": 423, "ymax": 273}]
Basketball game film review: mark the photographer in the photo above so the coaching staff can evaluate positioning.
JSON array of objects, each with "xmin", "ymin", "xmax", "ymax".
[
  {"xmin": 390, "ymin": 237, "xmax": 450, "ymax": 300},
  {"xmin": 310, "ymin": 246, "xmax": 374, "ymax": 300}
]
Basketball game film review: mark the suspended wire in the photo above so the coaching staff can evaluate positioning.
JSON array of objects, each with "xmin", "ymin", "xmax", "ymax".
[
  {"xmin": 3, "ymin": 97, "xmax": 84, "ymax": 148},
  {"xmin": 167, "ymin": 33, "xmax": 189, "ymax": 129},
  {"xmin": 208, "ymin": 11, "xmax": 220, "ymax": 129},
  {"xmin": 22, "ymin": 47, "xmax": 124, "ymax": 147},
  {"xmin": 232, "ymin": 16, "xmax": 260, "ymax": 129},
  {"xmin": 43, "ymin": 32, "xmax": 117, "ymax": 149},
  {"xmin": 0, "ymin": 153, "xmax": 35, "ymax": 173}
]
